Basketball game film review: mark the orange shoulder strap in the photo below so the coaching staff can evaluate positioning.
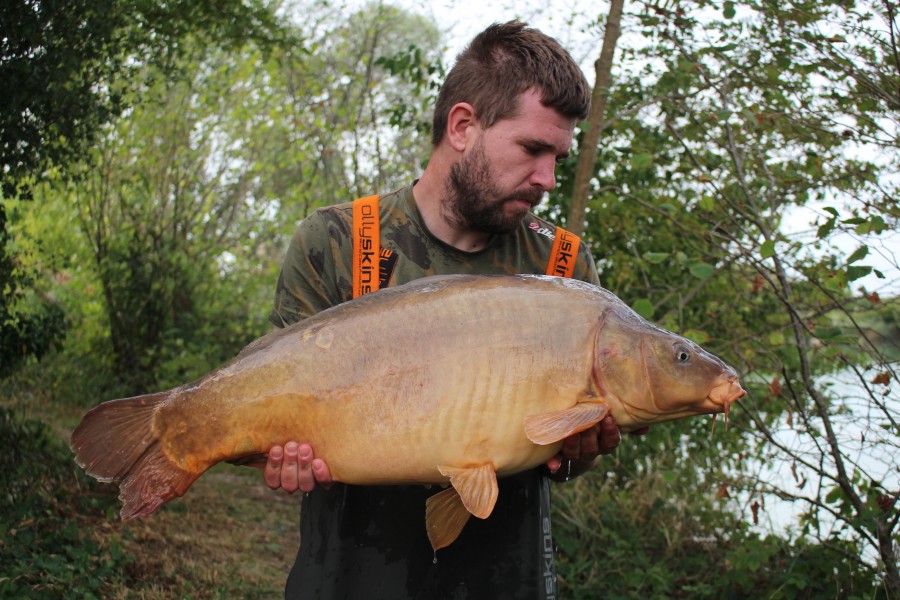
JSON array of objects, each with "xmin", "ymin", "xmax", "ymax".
[
  {"xmin": 545, "ymin": 227, "xmax": 581, "ymax": 279},
  {"xmin": 352, "ymin": 195, "xmax": 381, "ymax": 299}
]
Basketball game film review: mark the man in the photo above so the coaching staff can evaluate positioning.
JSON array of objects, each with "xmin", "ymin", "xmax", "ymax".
[{"xmin": 264, "ymin": 21, "xmax": 626, "ymax": 599}]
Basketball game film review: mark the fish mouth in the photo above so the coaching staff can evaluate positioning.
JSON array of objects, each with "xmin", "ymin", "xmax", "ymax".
[{"xmin": 707, "ymin": 375, "xmax": 746, "ymax": 429}]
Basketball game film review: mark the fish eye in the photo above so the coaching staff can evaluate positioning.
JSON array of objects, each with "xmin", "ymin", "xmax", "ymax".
[{"xmin": 673, "ymin": 343, "xmax": 692, "ymax": 363}]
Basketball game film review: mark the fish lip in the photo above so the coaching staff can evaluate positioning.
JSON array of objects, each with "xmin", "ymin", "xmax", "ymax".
[
  {"xmin": 704, "ymin": 376, "xmax": 746, "ymax": 430},
  {"xmin": 707, "ymin": 374, "xmax": 745, "ymax": 406}
]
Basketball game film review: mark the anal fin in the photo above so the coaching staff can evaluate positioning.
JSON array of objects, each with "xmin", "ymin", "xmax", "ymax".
[
  {"xmin": 425, "ymin": 487, "xmax": 472, "ymax": 551},
  {"xmin": 524, "ymin": 401, "xmax": 610, "ymax": 445},
  {"xmin": 425, "ymin": 463, "xmax": 500, "ymax": 551}
]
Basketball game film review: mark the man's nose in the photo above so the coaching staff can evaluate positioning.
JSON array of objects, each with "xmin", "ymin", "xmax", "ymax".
[{"xmin": 529, "ymin": 156, "xmax": 557, "ymax": 191}]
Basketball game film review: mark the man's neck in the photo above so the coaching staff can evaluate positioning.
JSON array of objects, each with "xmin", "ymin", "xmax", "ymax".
[{"xmin": 413, "ymin": 165, "xmax": 492, "ymax": 253}]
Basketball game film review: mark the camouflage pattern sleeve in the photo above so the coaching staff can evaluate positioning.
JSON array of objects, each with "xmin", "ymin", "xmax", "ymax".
[
  {"xmin": 268, "ymin": 206, "xmax": 354, "ymax": 328},
  {"xmin": 575, "ymin": 241, "xmax": 601, "ymax": 286}
]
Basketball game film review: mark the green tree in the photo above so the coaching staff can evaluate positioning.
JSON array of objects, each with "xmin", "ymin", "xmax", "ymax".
[
  {"xmin": 63, "ymin": 43, "xmax": 297, "ymax": 391},
  {"xmin": 554, "ymin": 444, "xmax": 879, "ymax": 598},
  {"xmin": 1, "ymin": 0, "xmax": 280, "ymax": 191},
  {"xmin": 547, "ymin": 0, "xmax": 898, "ymax": 593},
  {"xmin": 271, "ymin": 1, "xmax": 441, "ymax": 215},
  {"xmin": 566, "ymin": 0, "xmax": 625, "ymax": 237},
  {"xmin": 216, "ymin": 1, "xmax": 442, "ymax": 229},
  {"xmin": 0, "ymin": 208, "xmax": 66, "ymax": 379},
  {"xmin": 0, "ymin": 0, "xmax": 282, "ymax": 380},
  {"xmin": 5, "ymin": 1, "xmax": 444, "ymax": 393}
]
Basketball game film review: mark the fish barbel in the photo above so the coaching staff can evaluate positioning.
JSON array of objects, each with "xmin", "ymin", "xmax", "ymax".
[{"xmin": 70, "ymin": 274, "xmax": 746, "ymax": 549}]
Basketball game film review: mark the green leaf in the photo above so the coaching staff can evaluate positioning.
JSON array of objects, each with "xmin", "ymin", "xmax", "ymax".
[
  {"xmin": 846, "ymin": 265, "xmax": 872, "ymax": 281},
  {"xmin": 632, "ymin": 298, "xmax": 655, "ymax": 318},
  {"xmin": 815, "ymin": 326, "xmax": 842, "ymax": 340},
  {"xmin": 825, "ymin": 487, "xmax": 844, "ymax": 504},
  {"xmin": 856, "ymin": 215, "xmax": 886, "ymax": 235},
  {"xmin": 816, "ymin": 217, "xmax": 835, "ymax": 239},
  {"xmin": 760, "ymin": 240, "xmax": 776, "ymax": 259},
  {"xmin": 846, "ymin": 245, "xmax": 868, "ymax": 264},
  {"xmin": 689, "ymin": 262, "xmax": 715, "ymax": 280},
  {"xmin": 768, "ymin": 331, "xmax": 785, "ymax": 346},
  {"xmin": 684, "ymin": 329, "xmax": 710, "ymax": 344},
  {"xmin": 630, "ymin": 153, "xmax": 653, "ymax": 169},
  {"xmin": 723, "ymin": 1, "xmax": 736, "ymax": 19},
  {"xmin": 643, "ymin": 251, "xmax": 670, "ymax": 264},
  {"xmin": 828, "ymin": 270, "xmax": 851, "ymax": 291}
]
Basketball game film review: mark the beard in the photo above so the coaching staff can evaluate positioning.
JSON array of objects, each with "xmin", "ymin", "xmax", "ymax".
[{"xmin": 444, "ymin": 141, "xmax": 544, "ymax": 235}]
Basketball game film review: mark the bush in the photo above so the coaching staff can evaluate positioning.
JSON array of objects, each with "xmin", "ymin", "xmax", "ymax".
[{"xmin": 0, "ymin": 406, "xmax": 130, "ymax": 598}]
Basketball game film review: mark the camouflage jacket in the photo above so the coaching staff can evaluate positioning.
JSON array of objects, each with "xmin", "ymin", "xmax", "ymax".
[{"xmin": 269, "ymin": 185, "xmax": 599, "ymax": 328}]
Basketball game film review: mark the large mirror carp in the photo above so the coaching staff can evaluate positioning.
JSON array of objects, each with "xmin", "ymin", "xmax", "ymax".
[{"xmin": 71, "ymin": 274, "xmax": 746, "ymax": 550}]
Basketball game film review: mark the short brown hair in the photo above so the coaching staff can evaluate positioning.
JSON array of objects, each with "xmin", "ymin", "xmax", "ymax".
[{"xmin": 431, "ymin": 21, "xmax": 591, "ymax": 146}]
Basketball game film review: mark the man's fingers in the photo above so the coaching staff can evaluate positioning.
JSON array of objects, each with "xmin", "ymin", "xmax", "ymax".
[
  {"xmin": 296, "ymin": 443, "xmax": 316, "ymax": 493},
  {"xmin": 264, "ymin": 442, "xmax": 328, "ymax": 493},
  {"xmin": 264, "ymin": 445, "xmax": 285, "ymax": 490},
  {"xmin": 279, "ymin": 441, "xmax": 300, "ymax": 493},
  {"xmin": 597, "ymin": 416, "xmax": 622, "ymax": 455},
  {"xmin": 546, "ymin": 455, "xmax": 563, "ymax": 473},
  {"xmin": 560, "ymin": 431, "xmax": 582, "ymax": 459},
  {"xmin": 579, "ymin": 426, "xmax": 600, "ymax": 457},
  {"xmin": 546, "ymin": 416, "xmax": 631, "ymax": 480},
  {"xmin": 312, "ymin": 458, "xmax": 334, "ymax": 489}
]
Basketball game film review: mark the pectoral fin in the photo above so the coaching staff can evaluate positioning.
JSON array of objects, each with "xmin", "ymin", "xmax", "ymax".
[
  {"xmin": 524, "ymin": 401, "xmax": 610, "ymax": 445},
  {"xmin": 425, "ymin": 487, "xmax": 472, "ymax": 551},
  {"xmin": 437, "ymin": 463, "xmax": 499, "ymax": 519}
]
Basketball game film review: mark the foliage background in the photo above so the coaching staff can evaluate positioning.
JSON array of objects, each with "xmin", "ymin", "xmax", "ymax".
[{"xmin": 1, "ymin": 0, "xmax": 897, "ymax": 597}]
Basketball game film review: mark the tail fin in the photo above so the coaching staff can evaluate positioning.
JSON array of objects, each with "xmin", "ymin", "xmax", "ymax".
[{"xmin": 70, "ymin": 392, "xmax": 200, "ymax": 520}]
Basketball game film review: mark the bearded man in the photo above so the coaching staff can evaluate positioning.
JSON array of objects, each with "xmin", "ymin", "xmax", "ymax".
[{"xmin": 263, "ymin": 20, "xmax": 627, "ymax": 600}]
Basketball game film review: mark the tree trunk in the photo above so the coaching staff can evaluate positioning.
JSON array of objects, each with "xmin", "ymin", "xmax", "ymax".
[
  {"xmin": 879, "ymin": 516, "xmax": 900, "ymax": 599},
  {"xmin": 566, "ymin": 0, "xmax": 625, "ymax": 236}
]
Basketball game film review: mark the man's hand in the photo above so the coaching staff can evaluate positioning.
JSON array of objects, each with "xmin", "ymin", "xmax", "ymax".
[
  {"xmin": 264, "ymin": 441, "xmax": 333, "ymax": 493},
  {"xmin": 546, "ymin": 416, "xmax": 649, "ymax": 481}
]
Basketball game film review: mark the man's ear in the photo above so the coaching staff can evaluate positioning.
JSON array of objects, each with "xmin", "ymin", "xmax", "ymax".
[{"xmin": 445, "ymin": 102, "xmax": 478, "ymax": 152}]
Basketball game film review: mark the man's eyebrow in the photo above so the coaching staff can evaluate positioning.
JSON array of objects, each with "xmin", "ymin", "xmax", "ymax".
[{"xmin": 521, "ymin": 137, "xmax": 570, "ymax": 158}]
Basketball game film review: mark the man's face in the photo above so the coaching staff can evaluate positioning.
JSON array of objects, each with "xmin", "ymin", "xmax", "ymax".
[{"xmin": 444, "ymin": 89, "xmax": 576, "ymax": 235}]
